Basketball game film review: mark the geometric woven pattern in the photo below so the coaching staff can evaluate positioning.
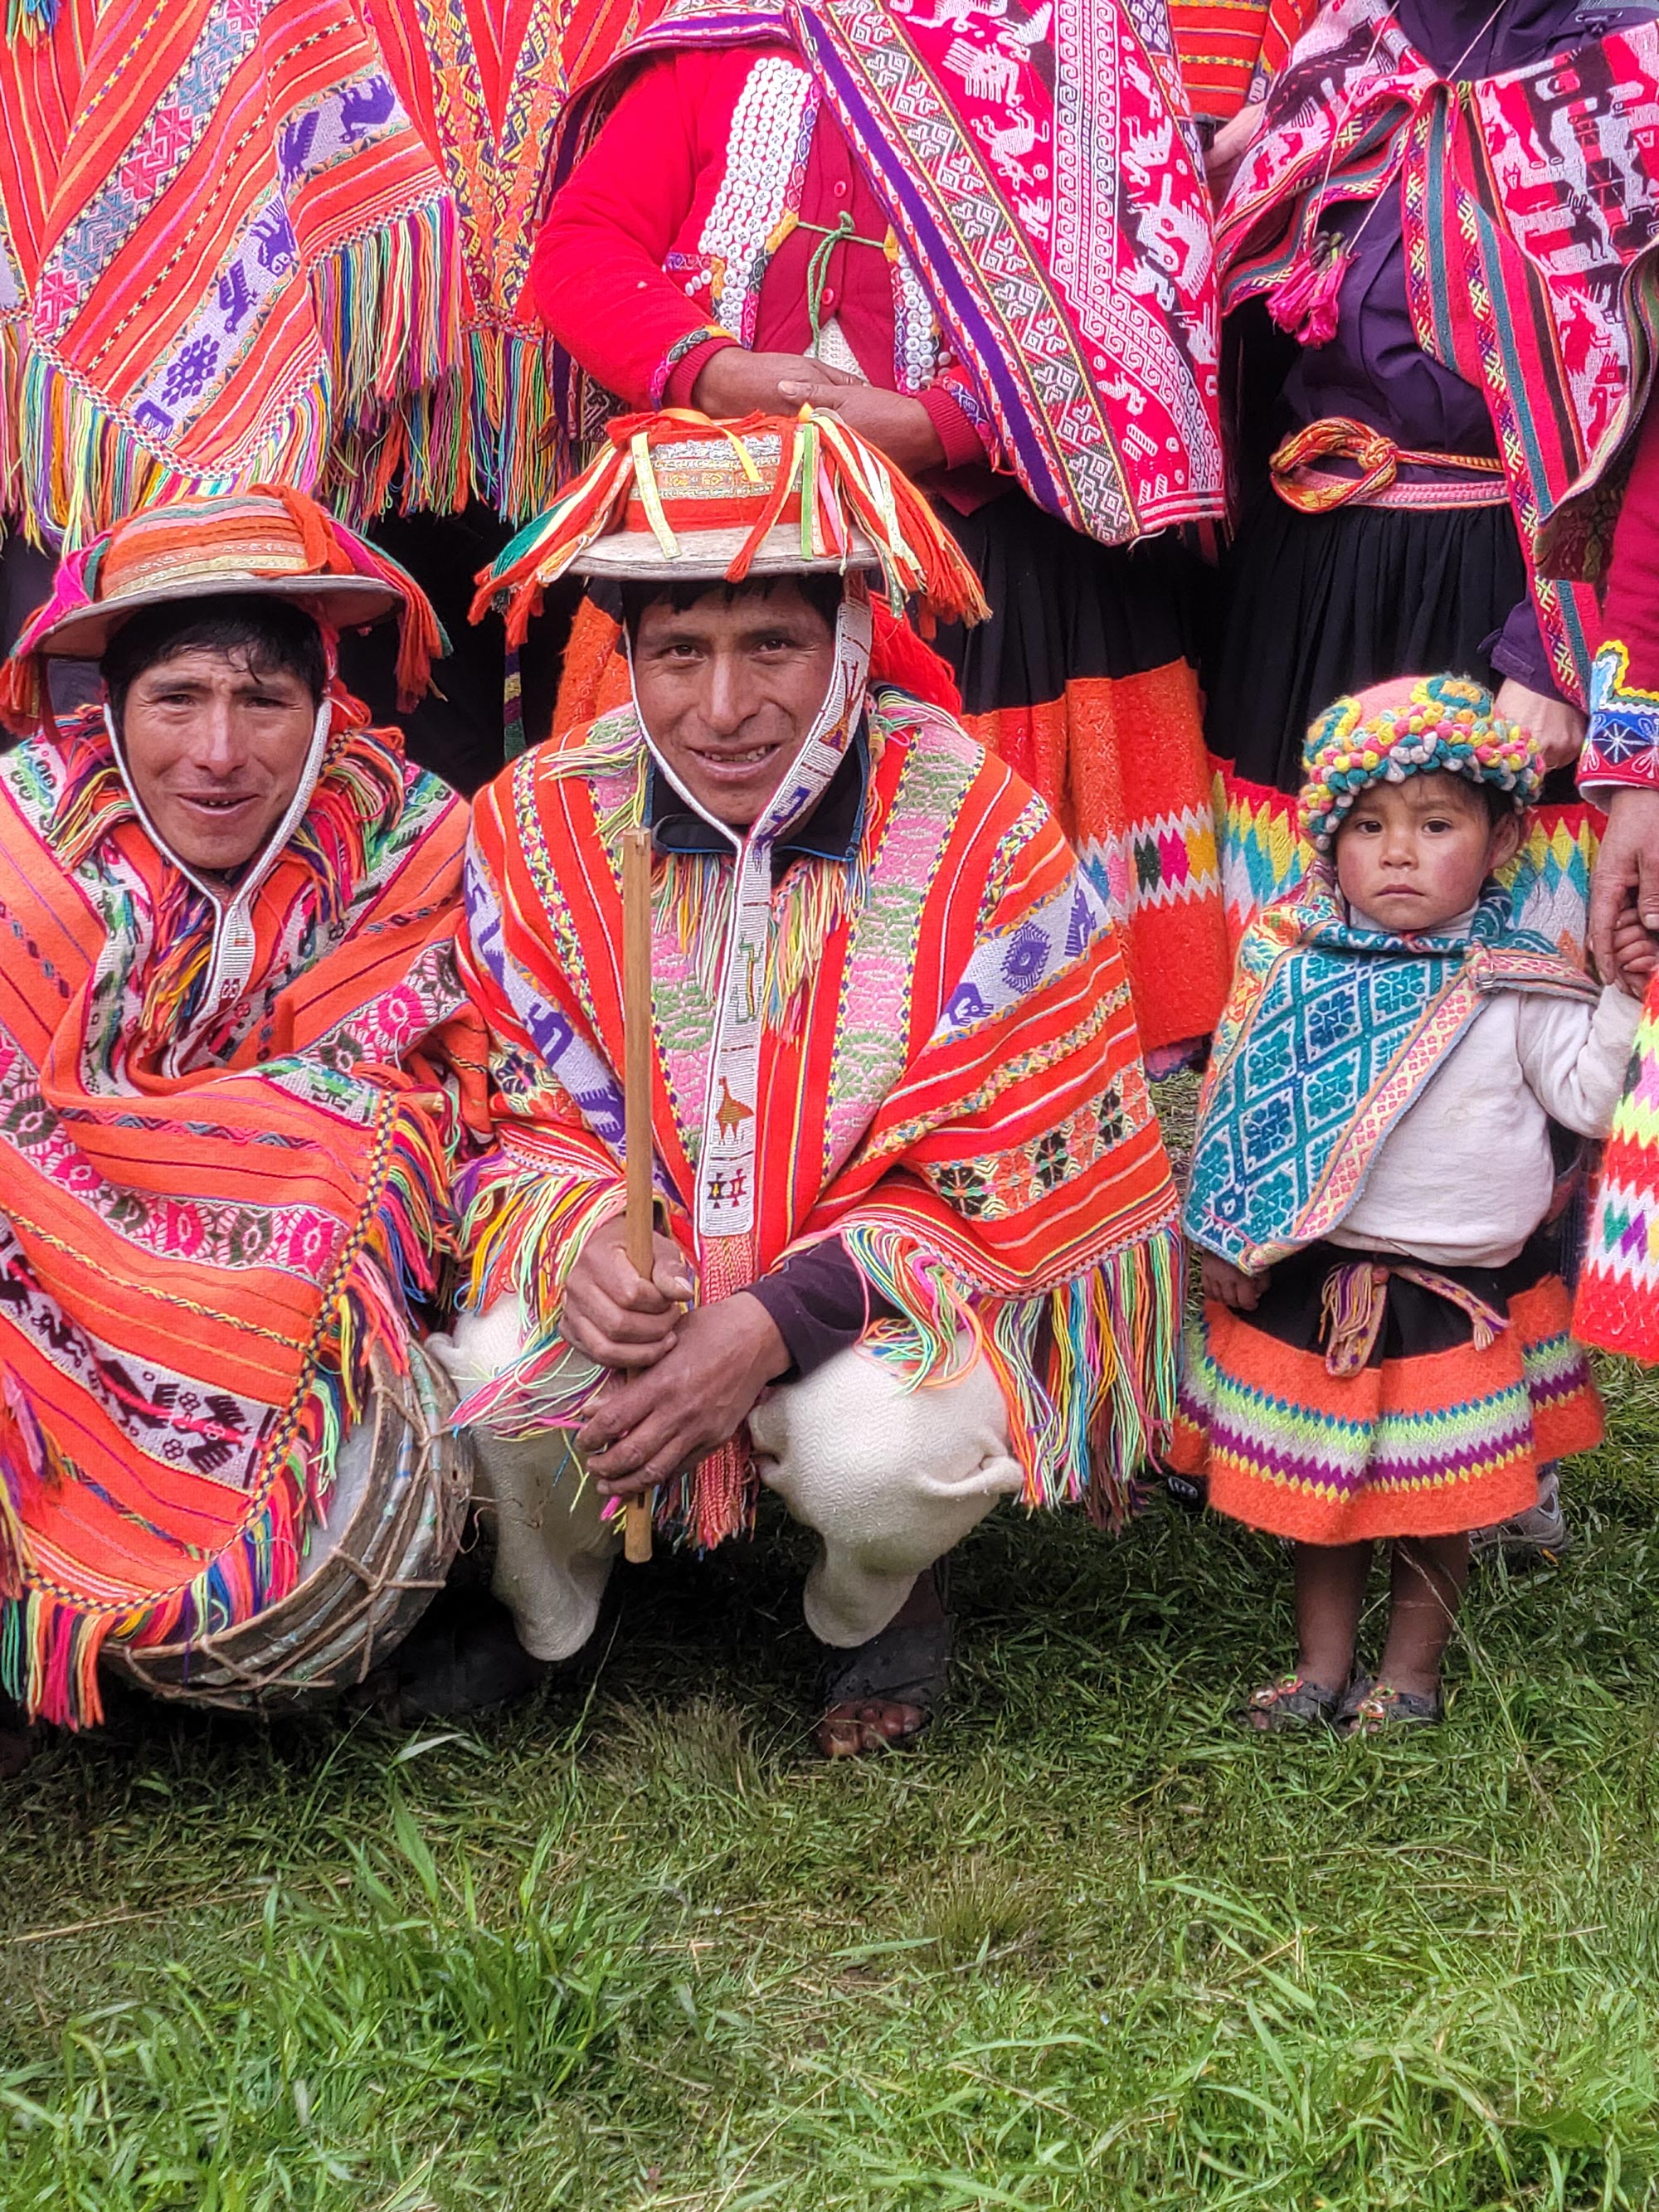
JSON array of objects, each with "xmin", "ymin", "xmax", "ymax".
[
  {"xmin": 1171, "ymin": 1271, "xmax": 1601, "ymax": 1543},
  {"xmin": 1214, "ymin": 765, "xmax": 1600, "ymax": 963},
  {"xmin": 1575, "ymin": 973, "xmax": 1659, "ymax": 1362},
  {"xmin": 1184, "ymin": 875, "xmax": 1598, "ymax": 1272}
]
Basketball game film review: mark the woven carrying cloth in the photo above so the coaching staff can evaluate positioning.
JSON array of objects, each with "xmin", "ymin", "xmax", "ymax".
[
  {"xmin": 0, "ymin": 708, "xmax": 482, "ymax": 1727},
  {"xmin": 0, "ymin": 0, "xmax": 460, "ymax": 542},
  {"xmin": 1215, "ymin": 0, "xmax": 1659, "ymax": 704},
  {"xmin": 546, "ymin": 0, "xmax": 1224, "ymax": 546},
  {"xmin": 1574, "ymin": 968, "xmax": 1659, "ymax": 1364},
  {"xmin": 456, "ymin": 689, "xmax": 1182, "ymax": 1548},
  {"xmin": 1183, "ymin": 873, "xmax": 1601, "ymax": 1276}
]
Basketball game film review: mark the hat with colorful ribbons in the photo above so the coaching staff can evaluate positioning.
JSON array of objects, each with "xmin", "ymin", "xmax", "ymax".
[
  {"xmin": 1298, "ymin": 674, "xmax": 1542, "ymax": 852},
  {"xmin": 0, "ymin": 488, "xmax": 445, "ymax": 737},
  {"xmin": 472, "ymin": 408, "xmax": 990, "ymax": 646}
]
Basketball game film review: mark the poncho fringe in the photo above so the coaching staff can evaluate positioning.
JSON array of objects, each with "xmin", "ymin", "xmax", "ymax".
[
  {"xmin": 0, "ymin": 1106, "xmax": 450, "ymax": 1729},
  {"xmin": 453, "ymin": 1135, "xmax": 1181, "ymax": 1539},
  {"xmin": 17, "ymin": 197, "xmax": 463, "ymax": 543}
]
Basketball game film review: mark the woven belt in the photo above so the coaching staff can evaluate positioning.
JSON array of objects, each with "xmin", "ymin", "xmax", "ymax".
[
  {"xmin": 1319, "ymin": 1258, "xmax": 1506, "ymax": 1378},
  {"xmin": 1271, "ymin": 417, "xmax": 1508, "ymax": 514}
]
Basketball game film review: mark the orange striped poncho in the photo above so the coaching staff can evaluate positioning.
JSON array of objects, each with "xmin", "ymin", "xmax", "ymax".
[
  {"xmin": 458, "ymin": 689, "xmax": 1181, "ymax": 1548},
  {"xmin": 0, "ymin": 0, "xmax": 459, "ymax": 542},
  {"xmin": 0, "ymin": 707, "xmax": 486, "ymax": 1725}
]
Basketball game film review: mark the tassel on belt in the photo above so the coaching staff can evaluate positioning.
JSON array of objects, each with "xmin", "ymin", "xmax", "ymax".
[
  {"xmin": 1318, "ymin": 1258, "xmax": 1506, "ymax": 1378},
  {"xmin": 1271, "ymin": 418, "xmax": 1509, "ymax": 515}
]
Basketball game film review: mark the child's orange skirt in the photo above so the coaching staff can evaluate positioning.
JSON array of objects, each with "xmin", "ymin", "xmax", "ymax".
[{"xmin": 1171, "ymin": 1238, "xmax": 1602, "ymax": 1544}]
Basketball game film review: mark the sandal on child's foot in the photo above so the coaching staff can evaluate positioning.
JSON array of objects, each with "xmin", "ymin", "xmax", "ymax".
[
  {"xmin": 1335, "ymin": 1675, "xmax": 1443, "ymax": 1736},
  {"xmin": 1233, "ymin": 1674, "xmax": 1342, "ymax": 1732}
]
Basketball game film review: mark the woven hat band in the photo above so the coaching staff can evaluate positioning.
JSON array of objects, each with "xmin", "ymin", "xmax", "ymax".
[
  {"xmin": 95, "ymin": 496, "xmax": 323, "ymax": 604},
  {"xmin": 620, "ymin": 490, "xmax": 805, "ymax": 539}
]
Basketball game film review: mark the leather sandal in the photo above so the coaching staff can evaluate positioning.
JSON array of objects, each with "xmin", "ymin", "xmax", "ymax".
[
  {"xmin": 1233, "ymin": 1672, "xmax": 1343, "ymax": 1732},
  {"xmin": 815, "ymin": 1563, "xmax": 951, "ymax": 1757},
  {"xmin": 1335, "ymin": 1675, "xmax": 1443, "ymax": 1736}
]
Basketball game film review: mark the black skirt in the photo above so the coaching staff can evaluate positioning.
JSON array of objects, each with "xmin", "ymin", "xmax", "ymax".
[
  {"xmin": 931, "ymin": 490, "xmax": 1204, "ymax": 711},
  {"xmin": 924, "ymin": 490, "xmax": 1229, "ymax": 1057},
  {"xmin": 1203, "ymin": 491, "xmax": 1534, "ymax": 795}
]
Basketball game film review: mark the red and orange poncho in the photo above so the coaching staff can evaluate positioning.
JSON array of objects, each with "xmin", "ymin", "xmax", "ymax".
[{"xmin": 456, "ymin": 677, "xmax": 1183, "ymax": 1551}]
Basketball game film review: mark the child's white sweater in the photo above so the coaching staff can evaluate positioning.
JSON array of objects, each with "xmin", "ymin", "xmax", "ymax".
[{"xmin": 1327, "ymin": 907, "xmax": 1642, "ymax": 1271}]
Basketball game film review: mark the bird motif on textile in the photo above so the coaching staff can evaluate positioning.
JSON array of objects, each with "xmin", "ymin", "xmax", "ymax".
[{"xmin": 715, "ymin": 1079, "xmax": 755, "ymax": 1140}]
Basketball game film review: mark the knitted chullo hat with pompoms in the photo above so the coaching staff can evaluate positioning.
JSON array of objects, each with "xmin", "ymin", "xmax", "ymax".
[{"xmin": 1298, "ymin": 673, "xmax": 1543, "ymax": 852}]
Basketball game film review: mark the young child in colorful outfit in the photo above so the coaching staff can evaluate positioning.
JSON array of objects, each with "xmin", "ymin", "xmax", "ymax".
[{"xmin": 1174, "ymin": 676, "xmax": 1649, "ymax": 1734}]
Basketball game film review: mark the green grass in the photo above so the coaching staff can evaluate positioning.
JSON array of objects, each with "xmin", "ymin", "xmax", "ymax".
[{"xmin": 4, "ymin": 1355, "xmax": 1659, "ymax": 2211}]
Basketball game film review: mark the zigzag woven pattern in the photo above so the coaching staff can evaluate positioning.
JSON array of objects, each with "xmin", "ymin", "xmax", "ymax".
[
  {"xmin": 1174, "ymin": 1276, "xmax": 1599, "ymax": 1542},
  {"xmin": 1576, "ymin": 976, "xmax": 1659, "ymax": 1360},
  {"xmin": 1214, "ymin": 766, "xmax": 1599, "ymax": 960}
]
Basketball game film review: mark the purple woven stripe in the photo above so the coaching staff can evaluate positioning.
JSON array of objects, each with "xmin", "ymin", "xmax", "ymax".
[
  {"xmin": 795, "ymin": 21, "xmax": 1069, "ymax": 521},
  {"xmin": 1206, "ymin": 1418, "xmax": 1362, "ymax": 1493},
  {"xmin": 1209, "ymin": 1407, "xmax": 1534, "ymax": 1497}
]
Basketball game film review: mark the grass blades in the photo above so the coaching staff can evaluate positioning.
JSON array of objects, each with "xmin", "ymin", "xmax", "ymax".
[
  {"xmin": 7, "ymin": 1088, "xmax": 1659, "ymax": 2210},
  {"xmin": 4, "ymin": 1405, "xmax": 1659, "ymax": 2210}
]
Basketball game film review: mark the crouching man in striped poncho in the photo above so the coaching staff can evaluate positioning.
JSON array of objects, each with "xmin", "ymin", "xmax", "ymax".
[
  {"xmin": 0, "ymin": 493, "xmax": 486, "ymax": 1754},
  {"xmin": 438, "ymin": 410, "xmax": 1183, "ymax": 1755}
]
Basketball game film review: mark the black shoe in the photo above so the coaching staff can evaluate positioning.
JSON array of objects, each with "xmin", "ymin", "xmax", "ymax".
[{"xmin": 353, "ymin": 1593, "xmax": 550, "ymax": 1723}]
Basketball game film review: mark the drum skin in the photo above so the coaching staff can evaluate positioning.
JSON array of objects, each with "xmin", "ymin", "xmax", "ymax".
[{"xmin": 106, "ymin": 1340, "xmax": 472, "ymax": 1711}]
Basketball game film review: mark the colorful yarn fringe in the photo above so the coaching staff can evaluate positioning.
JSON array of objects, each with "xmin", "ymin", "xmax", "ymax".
[
  {"xmin": 473, "ymin": 409, "xmax": 990, "ymax": 644},
  {"xmin": 0, "ymin": 0, "xmax": 463, "ymax": 544},
  {"xmin": 843, "ymin": 1219, "xmax": 1181, "ymax": 1527},
  {"xmin": 0, "ymin": 1113, "xmax": 449, "ymax": 1728},
  {"xmin": 455, "ymin": 683, "xmax": 1182, "ymax": 1548},
  {"xmin": 0, "ymin": 701, "xmax": 482, "ymax": 1728}
]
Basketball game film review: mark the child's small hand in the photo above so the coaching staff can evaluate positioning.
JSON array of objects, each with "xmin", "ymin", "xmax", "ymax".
[
  {"xmin": 1201, "ymin": 1252, "xmax": 1267, "ymax": 1310},
  {"xmin": 1607, "ymin": 902, "xmax": 1658, "ymax": 999}
]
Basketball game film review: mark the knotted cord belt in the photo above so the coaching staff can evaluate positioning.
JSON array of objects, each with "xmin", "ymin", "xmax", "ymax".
[
  {"xmin": 1271, "ymin": 417, "xmax": 1509, "ymax": 514},
  {"xmin": 1319, "ymin": 1257, "xmax": 1507, "ymax": 1378}
]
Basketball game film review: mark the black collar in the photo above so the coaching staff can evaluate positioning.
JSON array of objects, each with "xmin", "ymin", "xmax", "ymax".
[{"xmin": 645, "ymin": 723, "xmax": 868, "ymax": 875}]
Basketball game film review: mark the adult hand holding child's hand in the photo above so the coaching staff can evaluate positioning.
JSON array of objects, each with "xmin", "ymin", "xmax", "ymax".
[{"xmin": 1607, "ymin": 901, "xmax": 1658, "ymax": 999}]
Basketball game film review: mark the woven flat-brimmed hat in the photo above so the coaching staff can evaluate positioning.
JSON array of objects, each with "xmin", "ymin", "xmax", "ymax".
[
  {"xmin": 1, "ymin": 489, "xmax": 444, "ymax": 734},
  {"xmin": 473, "ymin": 408, "xmax": 990, "ymax": 644}
]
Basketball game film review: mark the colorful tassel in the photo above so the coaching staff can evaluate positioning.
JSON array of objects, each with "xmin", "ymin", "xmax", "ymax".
[
  {"xmin": 471, "ymin": 407, "xmax": 991, "ymax": 648},
  {"xmin": 1267, "ymin": 234, "xmax": 1350, "ymax": 348}
]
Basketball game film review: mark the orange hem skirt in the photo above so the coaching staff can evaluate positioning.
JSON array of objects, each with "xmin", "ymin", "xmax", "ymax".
[{"xmin": 1172, "ymin": 1247, "xmax": 1602, "ymax": 1544}]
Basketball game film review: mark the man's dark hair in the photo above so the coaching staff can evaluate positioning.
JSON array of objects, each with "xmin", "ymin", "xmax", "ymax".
[
  {"xmin": 616, "ymin": 571, "xmax": 843, "ymax": 644},
  {"xmin": 100, "ymin": 593, "xmax": 328, "ymax": 716}
]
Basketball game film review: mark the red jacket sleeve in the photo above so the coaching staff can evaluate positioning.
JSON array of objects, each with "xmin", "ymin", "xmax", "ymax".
[
  {"xmin": 1580, "ymin": 402, "xmax": 1659, "ymax": 796},
  {"xmin": 531, "ymin": 54, "xmax": 735, "ymax": 408}
]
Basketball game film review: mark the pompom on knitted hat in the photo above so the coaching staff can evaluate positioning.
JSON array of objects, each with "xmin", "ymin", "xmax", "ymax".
[{"xmin": 1298, "ymin": 673, "xmax": 1542, "ymax": 852}]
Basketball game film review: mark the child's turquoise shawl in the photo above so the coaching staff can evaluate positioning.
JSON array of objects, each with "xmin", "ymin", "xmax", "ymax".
[{"xmin": 1183, "ymin": 873, "xmax": 1602, "ymax": 1273}]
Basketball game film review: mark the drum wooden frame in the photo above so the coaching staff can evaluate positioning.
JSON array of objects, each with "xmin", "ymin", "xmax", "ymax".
[{"xmin": 108, "ymin": 1340, "xmax": 472, "ymax": 1712}]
